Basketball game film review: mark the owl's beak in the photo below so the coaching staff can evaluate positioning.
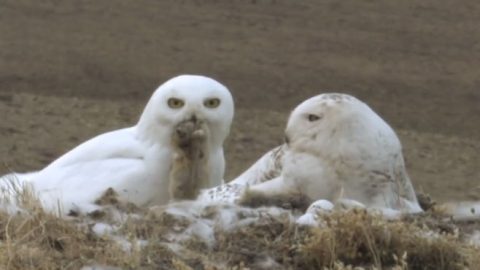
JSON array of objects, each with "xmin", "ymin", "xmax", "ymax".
[
  {"xmin": 284, "ymin": 133, "xmax": 290, "ymax": 145},
  {"xmin": 190, "ymin": 114, "xmax": 197, "ymax": 123},
  {"xmin": 187, "ymin": 113, "xmax": 206, "ymax": 125}
]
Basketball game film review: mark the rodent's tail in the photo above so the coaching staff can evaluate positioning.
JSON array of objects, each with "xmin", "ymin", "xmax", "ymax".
[{"xmin": 434, "ymin": 201, "xmax": 480, "ymax": 221}]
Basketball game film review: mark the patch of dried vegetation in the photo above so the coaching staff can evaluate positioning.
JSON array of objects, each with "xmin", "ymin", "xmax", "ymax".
[
  {"xmin": 0, "ymin": 188, "xmax": 478, "ymax": 270},
  {"xmin": 0, "ymin": 183, "xmax": 136, "ymax": 269},
  {"xmin": 115, "ymin": 207, "xmax": 480, "ymax": 270},
  {"xmin": 301, "ymin": 210, "xmax": 478, "ymax": 270}
]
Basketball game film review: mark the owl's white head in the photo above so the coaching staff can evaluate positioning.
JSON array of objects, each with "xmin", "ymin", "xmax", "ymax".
[
  {"xmin": 137, "ymin": 75, "xmax": 234, "ymax": 146},
  {"xmin": 284, "ymin": 93, "xmax": 400, "ymax": 159}
]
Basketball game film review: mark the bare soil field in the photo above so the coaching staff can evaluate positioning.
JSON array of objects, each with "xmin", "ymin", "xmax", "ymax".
[{"xmin": 1, "ymin": 0, "xmax": 479, "ymax": 202}]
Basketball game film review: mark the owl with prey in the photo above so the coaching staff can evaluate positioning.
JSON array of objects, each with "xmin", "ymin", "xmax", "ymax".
[{"xmin": 1, "ymin": 75, "xmax": 234, "ymax": 215}]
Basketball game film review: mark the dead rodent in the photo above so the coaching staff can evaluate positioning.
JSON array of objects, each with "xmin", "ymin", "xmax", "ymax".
[{"xmin": 169, "ymin": 120, "xmax": 210, "ymax": 200}]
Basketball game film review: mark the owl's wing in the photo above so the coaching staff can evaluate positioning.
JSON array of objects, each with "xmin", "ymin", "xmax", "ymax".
[
  {"xmin": 44, "ymin": 127, "xmax": 144, "ymax": 170},
  {"xmin": 229, "ymin": 144, "xmax": 286, "ymax": 186},
  {"xmin": 0, "ymin": 126, "xmax": 153, "ymax": 214},
  {"xmin": 197, "ymin": 182, "xmax": 246, "ymax": 203},
  {"xmin": 197, "ymin": 143, "xmax": 285, "ymax": 203},
  {"xmin": 198, "ymin": 145, "xmax": 286, "ymax": 204},
  {"xmin": 33, "ymin": 156, "xmax": 148, "ymax": 214},
  {"xmin": 393, "ymin": 153, "xmax": 423, "ymax": 213}
]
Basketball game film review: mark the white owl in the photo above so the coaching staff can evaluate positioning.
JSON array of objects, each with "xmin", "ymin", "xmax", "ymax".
[
  {"xmin": 1, "ymin": 74, "xmax": 234, "ymax": 215},
  {"xmin": 200, "ymin": 93, "xmax": 423, "ymax": 216}
]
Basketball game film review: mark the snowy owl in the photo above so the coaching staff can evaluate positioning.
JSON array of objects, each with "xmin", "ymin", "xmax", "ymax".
[
  {"xmin": 200, "ymin": 93, "xmax": 422, "ymax": 215},
  {"xmin": 1, "ymin": 74, "xmax": 234, "ymax": 215}
]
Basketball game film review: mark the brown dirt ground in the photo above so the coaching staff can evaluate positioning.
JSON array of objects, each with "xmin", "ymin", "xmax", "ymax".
[{"xmin": 0, "ymin": 0, "xmax": 479, "ymax": 202}]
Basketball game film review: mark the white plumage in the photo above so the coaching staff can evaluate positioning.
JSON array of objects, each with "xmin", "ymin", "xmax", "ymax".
[
  {"xmin": 1, "ymin": 74, "xmax": 234, "ymax": 215},
  {"xmin": 199, "ymin": 93, "xmax": 422, "ymax": 216}
]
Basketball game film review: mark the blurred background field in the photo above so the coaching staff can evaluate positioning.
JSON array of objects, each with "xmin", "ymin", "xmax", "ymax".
[{"xmin": 0, "ymin": 0, "xmax": 479, "ymax": 201}]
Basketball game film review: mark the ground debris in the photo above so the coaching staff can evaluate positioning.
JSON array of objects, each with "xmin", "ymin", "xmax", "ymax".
[{"xmin": 0, "ymin": 190, "xmax": 479, "ymax": 269}]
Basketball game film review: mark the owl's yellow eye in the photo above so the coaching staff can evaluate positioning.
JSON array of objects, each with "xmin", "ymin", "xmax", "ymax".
[
  {"xmin": 204, "ymin": 98, "xmax": 221, "ymax": 108},
  {"xmin": 167, "ymin": 98, "xmax": 184, "ymax": 109}
]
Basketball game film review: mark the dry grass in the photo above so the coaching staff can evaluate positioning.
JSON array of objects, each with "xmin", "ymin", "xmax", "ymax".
[
  {"xmin": 0, "ymin": 188, "xmax": 478, "ymax": 270},
  {"xmin": 239, "ymin": 188, "xmax": 311, "ymax": 211},
  {"xmin": 301, "ymin": 210, "xmax": 477, "ymax": 270},
  {"xmin": 0, "ymin": 184, "xmax": 132, "ymax": 269},
  {"xmin": 0, "ymin": 209, "xmax": 128, "ymax": 269}
]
